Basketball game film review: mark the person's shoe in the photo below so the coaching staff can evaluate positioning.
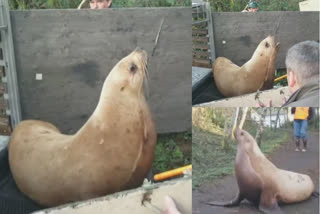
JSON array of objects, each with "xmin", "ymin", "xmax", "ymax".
[
  {"xmin": 302, "ymin": 148, "xmax": 306, "ymax": 152},
  {"xmin": 295, "ymin": 138, "xmax": 301, "ymax": 151},
  {"xmin": 303, "ymin": 139, "xmax": 307, "ymax": 150}
]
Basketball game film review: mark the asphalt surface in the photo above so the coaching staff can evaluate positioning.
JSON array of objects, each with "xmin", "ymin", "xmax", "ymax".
[{"xmin": 193, "ymin": 132, "xmax": 319, "ymax": 214}]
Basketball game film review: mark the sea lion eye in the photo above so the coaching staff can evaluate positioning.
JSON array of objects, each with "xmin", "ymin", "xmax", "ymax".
[
  {"xmin": 265, "ymin": 42, "xmax": 269, "ymax": 48},
  {"xmin": 130, "ymin": 64, "xmax": 137, "ymax": 74}
]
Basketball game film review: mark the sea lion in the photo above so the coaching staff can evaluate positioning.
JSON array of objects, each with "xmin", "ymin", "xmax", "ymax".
[
  {"xmin": 213, "ymin": 36, "xmax": 280, "ymax": 97},
  {"xmin": 206, "ymin": 128, "xmax": 315, "ymax": 214},
  {"xmin": 8, "ymin": 48, "xmax": 157, "ymax": 207}
]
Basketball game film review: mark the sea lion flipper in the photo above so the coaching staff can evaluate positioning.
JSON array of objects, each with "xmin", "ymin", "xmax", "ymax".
[
  {"xmin": 205, "ymin": 193, "xmax": 243, "ymax": 207},
  {"xmin": 312, "ymin": 191, "xmax": 320, "ymax": 198},
  {"xmin": 259, "ymin": 191, "xmax": 283, "ymax": 214},
  {"xmin": 259, "ymin": 204, "xmax": 283, "ymax": 214}
]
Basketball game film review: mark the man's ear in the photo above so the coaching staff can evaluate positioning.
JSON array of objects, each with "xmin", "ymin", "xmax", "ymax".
[
  {"xmin": 107, "ymin": 0, "xmax": 112, "ymax": 8},
  {"xmin": 287, "ymin": 69, "xmax": 297, "ymax": 88}
]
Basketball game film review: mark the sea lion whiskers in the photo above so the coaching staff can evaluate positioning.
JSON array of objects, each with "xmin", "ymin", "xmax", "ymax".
[
  {"xmin": 134, "ymin": 48, "xmax": 149, "ymax": 100},
  {"xmin": 136, "ymin": 50, "xmax": 149, "ymax": 100},
  {"xmin": 143, "ymin": 62, "xmax": 150, "ymax": 99}
]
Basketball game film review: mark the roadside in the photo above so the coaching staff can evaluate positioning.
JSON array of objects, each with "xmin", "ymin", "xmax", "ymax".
[{"xmin": 193, "ymin": 131, "xmax": 319, "ymax": 214}]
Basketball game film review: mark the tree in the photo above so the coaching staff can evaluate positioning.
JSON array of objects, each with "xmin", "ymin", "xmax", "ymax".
[
  {"xmin": 274, "ymin": 107, "xmax": 282, "ymax": 129},
  {"xmin": 283, "ymin": 108, "xmax": 288, "ymax": 128},
  {"xmin": 230, "ymin": 107, "xmax": 239, "ymax": 139},
  {"xmin": 269, "ymin": 107, "xmax": 272, "ymax": 129},
  {"xmin": 255, "ymin": 108, "xmax": 267, "ymax": 147},
  {"xmin": 312, "ymin": 108, "xmax": 319, "ymax": 129},
  {"xmin": 239, "ymin": 107, "xmax": 248, "ymax": 129},
  {"xmin": 222, "ymin": 108, "xmax": 239, "ymax": 150}
]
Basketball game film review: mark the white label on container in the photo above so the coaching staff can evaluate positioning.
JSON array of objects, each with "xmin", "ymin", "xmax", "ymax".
[{"xmin": 36, "ymin": 73, "xmax": 43, "ymax": 80}]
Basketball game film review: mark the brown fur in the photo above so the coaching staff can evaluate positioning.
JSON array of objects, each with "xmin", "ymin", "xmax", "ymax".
[
  {"xmin": 213, "ymin": 36, "xmax": 280, "ymax": 97},
  {"xmin": 8, "ymin": 48, "xmax": 157, "ymax": 207},
  {"xmin": 234, "ymin": 128, "xmax": 314, "ymax": 212}
]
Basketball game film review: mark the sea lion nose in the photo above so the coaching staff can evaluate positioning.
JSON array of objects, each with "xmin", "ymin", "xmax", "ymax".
[
  {"xmin": 134, "ymin": 47, "xmax": 148, "ymax": 61},
  {"xmin": 234, "ymin": 127, "xmax": 241, "ymax": 138},
  {"xmin": 268, "ymin": 35, "xmax": 275, "ymax": 45},
  {"xmin": 135, "ymin": 47, "xmax": 142, "ymax": 52},
  {"xmin": 134, "ymin": 47, "xmax": 147, "ymax": 54}
]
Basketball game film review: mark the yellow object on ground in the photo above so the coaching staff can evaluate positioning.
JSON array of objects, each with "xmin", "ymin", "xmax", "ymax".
[{"xmin": 154, "ymin": 165, "xmax": 192, "ymax": 181}]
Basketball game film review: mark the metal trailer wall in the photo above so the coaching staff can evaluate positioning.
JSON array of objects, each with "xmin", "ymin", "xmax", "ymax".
[
  {"xmin": 10, "ymin": 8, "xmax": 191, "ymax": 134},
  {"xmin": 212, "ymin": 12, "xmax": 319, "ymax": 69}
]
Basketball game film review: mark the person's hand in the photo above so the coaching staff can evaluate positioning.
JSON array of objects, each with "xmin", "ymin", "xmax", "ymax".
[
  {"xmin": 163, "ymin": 196, "xmax": 181, "ymax": 214},
  {"xmin": 282, "ymin": 96, "xmax": 289, "ymax": 105},
  {"xmin": 255, "ymin": 99, "xmax": 272, "ymax": 107}
]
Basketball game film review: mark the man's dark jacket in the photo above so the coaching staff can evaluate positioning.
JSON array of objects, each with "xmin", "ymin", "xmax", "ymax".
[{"xmin": 283, "ymin": 78, "xmax": 319, "ymax": 107}]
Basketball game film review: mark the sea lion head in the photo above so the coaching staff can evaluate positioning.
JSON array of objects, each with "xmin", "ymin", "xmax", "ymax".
[
  {"xmin": 234, "ymin": 128, "xmax": 262, "ymax": 155},
  {"xmin": 105, "ymin": 47, "xmax": 148, "ymax": 97},
  {"xmin": 253, "ymin": 36, "xmax": 280, "ymax": 60}
]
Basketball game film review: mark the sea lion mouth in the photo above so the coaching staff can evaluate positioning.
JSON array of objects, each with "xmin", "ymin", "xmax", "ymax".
[
  {"xmin": 234, "ymin": 127, "xmax": 240, "ymax": 140},
  {"xmin": 234, "ymin": 127, "xmax": 245, "ymax": 142}
]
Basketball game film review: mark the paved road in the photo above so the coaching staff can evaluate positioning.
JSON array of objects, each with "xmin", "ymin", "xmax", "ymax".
[{"xmin": 193, "ymin": 132, "xmax": 319, "ymax": 214}]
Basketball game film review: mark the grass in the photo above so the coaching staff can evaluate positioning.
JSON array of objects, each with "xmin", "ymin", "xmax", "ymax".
[
  {"xmin": 153, "ymin": 131, "xmax": 192, "ymax": 174},
  {"xmin": 192, "ymin": 126, "xmax": 236, "ymax": 188},
  {"xmin": 192, "ymin": 123, "xmax": 288, "ymax": 188}
]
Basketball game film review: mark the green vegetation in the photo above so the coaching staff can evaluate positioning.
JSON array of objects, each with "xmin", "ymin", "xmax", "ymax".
[
  {"xmin": 9, "ymin": 0, "xmax": 80, "ymax": 9},
  {"xmin": 8, "ymin": 0, "xmax": 191, "ymax": 9},
  {"xmin": 309, "ymin": 120, "xmax": 319, "ymax": 132},
  {"xmin": 192, "ymin": 108, "xmax": 233, "ymax": 134},
  {"xmin": 274, "ymin": 68, "xmax": 288, "ymax": 87},
  {"xmin": 153, "ymin": 131, "xmax": 192, "ymax": 174},
  {"xmin": 209, "ymin": 0, "xmax": 301, "ymax": 12},
  {"xmin": 115, "ymin": 0, "xmax": 191, "ymax": 7},
  {"xmin": 192, "ymin": 119, "xmax": 289, "ymax": 188},
  {"xmin": 9, "ymin": 0, "xmax": 300, "ymax": 10}
]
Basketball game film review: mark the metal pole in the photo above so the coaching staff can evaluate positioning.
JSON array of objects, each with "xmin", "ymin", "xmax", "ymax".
[
  {"xmin": 206, "ymin": 2, "xmax": 216, "ymax": 63},
  {"xmin": 0, "ymin": 0, "xmax": 22, "ymax": 128}
]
